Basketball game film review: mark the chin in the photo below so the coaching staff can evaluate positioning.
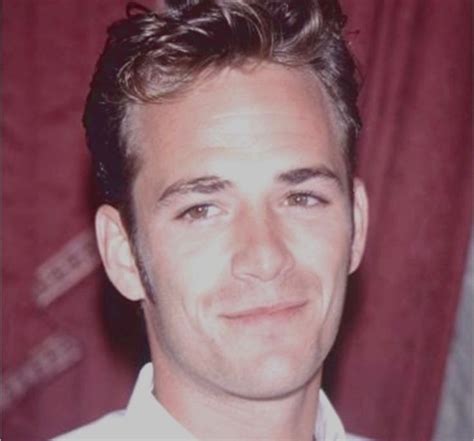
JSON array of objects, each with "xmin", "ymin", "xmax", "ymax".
[{"xmin": 221, "ymin": 352, "xmax": 322, "ymax": 401}]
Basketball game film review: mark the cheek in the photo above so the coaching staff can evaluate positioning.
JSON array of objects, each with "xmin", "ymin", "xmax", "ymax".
[
  {"xmin": 147, "ymin": 225, "xmax": 232, "ymax": 311},
  {"xmin": 289, "ymin": 215, "xmax": 352, "ymax": 305},
  {"xmin": 291, "ymin": 209, "xmax": 352, "ymax": 263}
]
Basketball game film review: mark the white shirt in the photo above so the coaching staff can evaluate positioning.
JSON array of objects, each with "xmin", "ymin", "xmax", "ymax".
[{"xmin": 54, "ymin": 363, "xmax": 369, "ymax": 441}]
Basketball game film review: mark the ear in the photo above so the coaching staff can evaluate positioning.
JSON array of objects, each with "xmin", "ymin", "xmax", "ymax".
[
  {"xmin": 349, "ymin": 178, "xmax": 369, "ymax": 274},
  {"xmin": 95, "ymin": 204, "xmax": 146, "ymax": 302}
]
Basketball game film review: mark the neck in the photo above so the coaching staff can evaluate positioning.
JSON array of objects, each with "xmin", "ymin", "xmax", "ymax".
[{"xmin": 151, "ymin": 355, "xmax": 321, "ymax": 441}]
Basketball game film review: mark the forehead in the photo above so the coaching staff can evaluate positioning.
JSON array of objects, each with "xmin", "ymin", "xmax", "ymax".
[{"xmin": 129, "ymin": 63, "xmax": 345, "ymax": 187}]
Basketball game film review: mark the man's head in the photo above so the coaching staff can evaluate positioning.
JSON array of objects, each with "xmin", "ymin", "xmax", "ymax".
[
  {"xmin": 84, "ymin": 0, "xmax": 361, "ymax": 233},
  {"xmin": 92, "ymin": 1, "xmax": 368, "ymax": 404}
]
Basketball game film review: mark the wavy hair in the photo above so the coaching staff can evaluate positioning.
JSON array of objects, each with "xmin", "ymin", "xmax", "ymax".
[{"xmin": 84, "ymin": 0, "xmax": 361, "ymax": 230}]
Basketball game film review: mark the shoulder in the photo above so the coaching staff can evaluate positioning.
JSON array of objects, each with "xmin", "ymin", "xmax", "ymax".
[{"xmin": 52, "ymin": 409, "xmax": 127, "ymax": 440}]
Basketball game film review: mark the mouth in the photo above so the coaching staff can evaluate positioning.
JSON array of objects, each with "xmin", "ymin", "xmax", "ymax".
[{"xmin": 222, "ymin": 300, "xmax": 308, "ymax": 324}]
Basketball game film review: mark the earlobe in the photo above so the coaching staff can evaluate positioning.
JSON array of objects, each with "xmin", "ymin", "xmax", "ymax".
[
  {"xmin": 349, "ymin": 178, "xmax": 369, "ymax": 274},
  {"xmin": 95, "ymin": 204, "xmax": 146, "ymax": 302}
]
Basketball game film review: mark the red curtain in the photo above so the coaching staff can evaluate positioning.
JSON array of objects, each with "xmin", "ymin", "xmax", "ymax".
[
  {"xmin": 2, "ymin": 1, "xmax": 471, "ymax": 440},
  {"xmin": 324, "ymin": 1, "xmax": 472, "ymax": 440}
]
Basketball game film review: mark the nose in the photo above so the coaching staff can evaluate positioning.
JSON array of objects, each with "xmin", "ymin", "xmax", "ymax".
[{"xmin": 231, "ymin": 209, "xmax": 294, "ymax": 282}]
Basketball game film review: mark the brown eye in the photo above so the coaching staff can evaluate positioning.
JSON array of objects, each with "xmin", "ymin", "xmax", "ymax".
[
  {"xmin": 286, "ymin": 193, "xmax": 319, "ymax": 207},
  {"xmin": 185, "ymin": 205, "xmax": 210, "ymax": 220},
  {"xmin": 179, "ymin": 204, "xmax": 222, "ymax": 222}
]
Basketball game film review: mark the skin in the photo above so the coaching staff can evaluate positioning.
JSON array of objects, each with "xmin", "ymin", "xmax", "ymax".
[{"xmin": 96, "ymin": 63, "xmax": 368, "ymax": 440}]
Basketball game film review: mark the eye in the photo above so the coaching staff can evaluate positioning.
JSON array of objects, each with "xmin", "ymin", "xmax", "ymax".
[
  {"xmin": 178, "ymin": 204, "xmax": 221, "ymax": 222},
  {"xmin": 285, "ymin": 192, "xmax": 326, "ymax": 207}
]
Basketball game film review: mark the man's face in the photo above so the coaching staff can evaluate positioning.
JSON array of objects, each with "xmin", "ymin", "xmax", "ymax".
[{"xmin": 116, "ymin": 63, "xmax": 366, "ymax": 400}]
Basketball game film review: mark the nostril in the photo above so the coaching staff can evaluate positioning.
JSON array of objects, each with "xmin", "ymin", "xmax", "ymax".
[{"xmin": 231, "ymin": 238, "xmax": 293, "ymax": 282}]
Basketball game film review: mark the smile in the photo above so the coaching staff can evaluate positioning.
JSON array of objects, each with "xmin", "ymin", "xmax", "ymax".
[{"xmin": 222, "ymin": 300, "xmax": 308, "ymax": 324}]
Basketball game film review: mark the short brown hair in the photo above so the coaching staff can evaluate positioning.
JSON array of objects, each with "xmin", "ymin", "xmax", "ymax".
[{"xmin": 84, "ymin": 0, "xmax": 361, "ymax": 230}]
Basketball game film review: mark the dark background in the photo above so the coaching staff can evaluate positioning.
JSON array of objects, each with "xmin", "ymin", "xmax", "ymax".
[{"xmin": 2, "ymin": 1, "xmax": 472, "ymax": 440}]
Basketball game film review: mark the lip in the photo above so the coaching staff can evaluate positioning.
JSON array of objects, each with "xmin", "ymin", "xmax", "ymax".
[{"xmin": 222, "ymin": 300, "xmax": 308, "ymax": 322}]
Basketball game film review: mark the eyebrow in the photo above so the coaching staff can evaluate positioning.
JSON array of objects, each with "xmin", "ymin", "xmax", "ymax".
[
  {"xmin": 277, "ymin": 166, "xmax": 343, "ymax": 188},
  {"xmin": 157, "ymin": 166, "xmax": 343, "ymax": 206},
  {"xmin": 157, "ymin": 176, "xmax": 232, "ymax": 205}
]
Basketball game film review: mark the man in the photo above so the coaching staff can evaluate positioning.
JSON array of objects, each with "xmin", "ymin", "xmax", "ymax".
[{"xmin": 56, "ymin": 0, "xmax": 369, "ymax": 439}]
